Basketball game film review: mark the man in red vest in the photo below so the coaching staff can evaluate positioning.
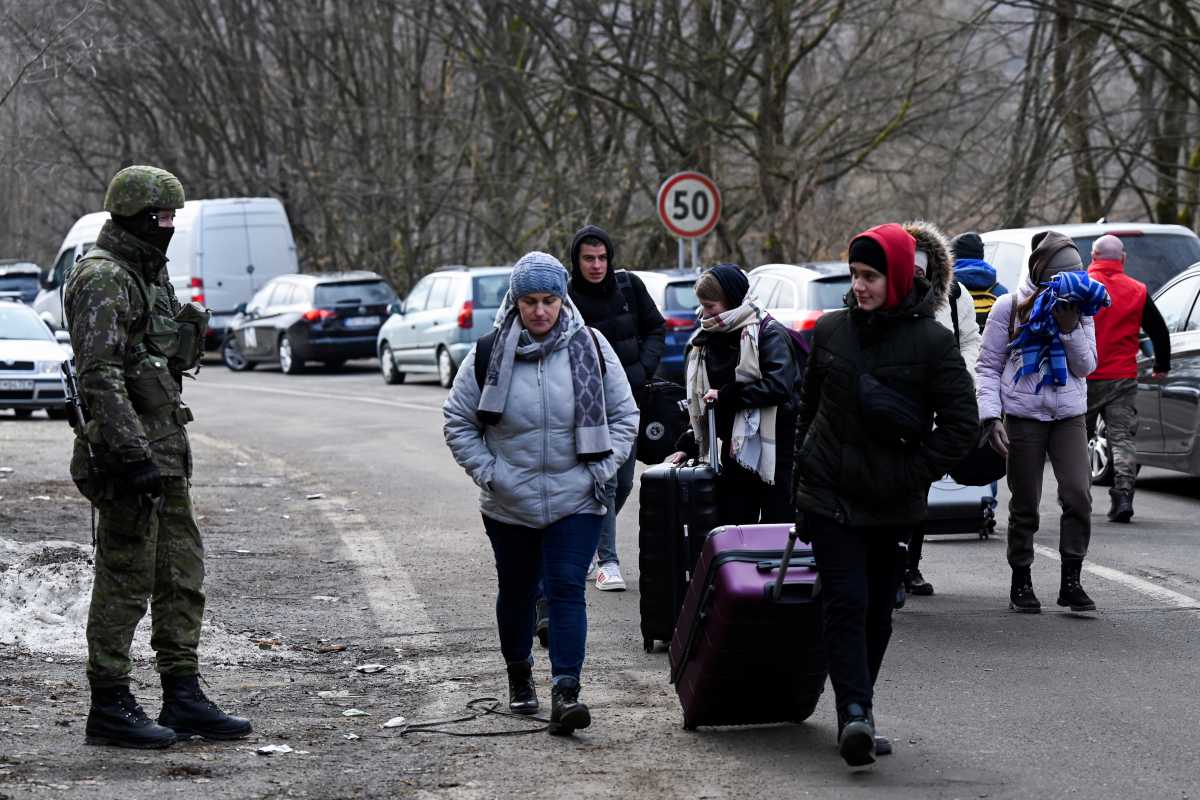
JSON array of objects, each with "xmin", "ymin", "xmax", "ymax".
[{"xmin": 1086, "ymin": 235, "xmax": 1172, "ymax": 523}]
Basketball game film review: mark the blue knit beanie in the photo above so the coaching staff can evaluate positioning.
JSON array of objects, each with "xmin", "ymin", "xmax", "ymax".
[{"xmin": 510, "ymin": 251, "xmax": 568, "ymax": 299}]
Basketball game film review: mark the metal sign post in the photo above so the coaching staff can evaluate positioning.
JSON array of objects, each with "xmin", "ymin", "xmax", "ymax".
[{"xmin": 656, "ymin": 171, "xmax": 722, "ymax": 273}]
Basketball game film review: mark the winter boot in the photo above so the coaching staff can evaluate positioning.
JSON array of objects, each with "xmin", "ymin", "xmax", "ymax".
[
  {"xmin": 548, "ymin": 677, "xmax": 591, "ymax": 736},
  {"xmin": 1009, "ymin": 566, "xmax": 1041, "ymax": 613},
  {"xmin": 506, "ymin": 661, "xmax": 539, "ymax": 715},
  {"xmin": 535, "ymin": 597, "xmax": 550, "ymax": 648},
  {"xmin": 905, "ymin": 568, "xmax": 935, "ymax": 596},
  {"xmin": 158, "ymin": 674, "xmax": 253, "ymax": 740},
  {"xmin": 836, "ymin": 703, "xmax": 876, "ymax": 767},
  {"xmin": 1107, "ymin": 490, "xmax": 1134, "ymax": 523},
  {"xmin": 85, "ymin": 685, "xmax": 176, "ymax": 749},
  {"xmin": 1057, "ymin": 560, "xmax": 1096, "ymax": 612}
]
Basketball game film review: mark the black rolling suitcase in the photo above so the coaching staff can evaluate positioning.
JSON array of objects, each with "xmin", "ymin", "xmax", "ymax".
[{"xmin": 637, "ymin": 403, "xmax": 721, "ymax": 652}]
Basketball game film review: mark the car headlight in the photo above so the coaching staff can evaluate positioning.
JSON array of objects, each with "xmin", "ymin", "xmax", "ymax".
[{"xmin": 36, "ymin": 361, "xmax": 63, "ymax": 376}]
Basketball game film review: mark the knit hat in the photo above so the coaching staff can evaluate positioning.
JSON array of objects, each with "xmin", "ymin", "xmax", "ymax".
[
  {"xmin": 510, "ymin": 251, "xmax": 569, "ymax": 299},
  {"xmin": 1028, "ymin": 231, "xmax": 1082, "ymax": 286},
  {"xmin": 849, "ymin": 235, "xmax": 889, "ymax": 275},
  {"xmin": 1091, "ymin": 234, "xmax": 1125, "ymax": 260},
  {"xmin": 951, "ymin": 232, "xmax": 984, "ymax": 261},
  {"xmin": 710, "ymin": 263, "xmax": 750, "ymax": 307}
]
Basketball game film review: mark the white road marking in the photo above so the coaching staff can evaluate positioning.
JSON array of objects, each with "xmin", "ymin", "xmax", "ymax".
[
  {"xmin": 1034, "ymin": 544, "xmax": 1200, "ymax": 609},
  {"xmin": 199, "ymin": 381, "xmax": 444, "ymax": 413}
]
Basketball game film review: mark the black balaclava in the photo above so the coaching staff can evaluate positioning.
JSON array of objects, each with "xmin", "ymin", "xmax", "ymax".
[
  {"xmin": 710, "ymin": 263, "xmax": 749, "ymax": 307},
  {"xmin": 112, "ymin": 208, "xmax": 174, "ymax": 255}
]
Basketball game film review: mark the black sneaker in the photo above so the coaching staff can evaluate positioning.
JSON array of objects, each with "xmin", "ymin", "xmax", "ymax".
[
  {"xmin": 837, "ymin": 703, "xmax": 876, "ymax": 767},
  {"xmin": 905, "ymin": 569, "xmax": 934, "ymax": 596},
  {"xmin": 158, "ymin": 675, "xmax": 252, "ymax": 740},
  {"xmin": 548, "ymin": 677, "xmax": 590, "ymax": 736},
  {"xmin": 1009, "ymin": 567, "xmax": 1041, "ymax": 614},
  {"xmin": 506, "ymin": 661, "xmax": 539, "ymax": 715},
  {"xmin": 85, "ymin": 686, "xmax": 176, "ymax": 749}
]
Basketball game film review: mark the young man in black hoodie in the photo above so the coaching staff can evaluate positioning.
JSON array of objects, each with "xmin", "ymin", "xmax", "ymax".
[{"xmin": 568, "ymin": 224, "xmax": 665, "ymax": 591}]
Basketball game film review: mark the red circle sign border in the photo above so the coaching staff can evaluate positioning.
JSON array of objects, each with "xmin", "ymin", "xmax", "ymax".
[{"xmin": 657, "ymin": 171, "xmax": 722, "ymax": 239}]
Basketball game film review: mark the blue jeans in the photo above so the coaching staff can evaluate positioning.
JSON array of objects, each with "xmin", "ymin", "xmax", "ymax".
[
  {"xmin": 483, "ymin": 513, "xmax": 602, "ymax": 680},
  {"xmin": 597, "ymin": 441, "xmax": 637, "ymax": 566}
]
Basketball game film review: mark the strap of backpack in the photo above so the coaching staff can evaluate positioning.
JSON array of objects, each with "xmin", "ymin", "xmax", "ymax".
[
  {"xmin": 949, "ymin": 282, "xmax": 961, "ymax": 345},
  {"xmin": 614, "ymin": 269, "xmax": 634, "ymax": 315},
  {"xmin": 473, "ymin": 326, "xmax": 606, "ymax": 390}
]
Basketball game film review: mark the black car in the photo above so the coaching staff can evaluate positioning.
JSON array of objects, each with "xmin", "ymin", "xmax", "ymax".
[
  {"xmin": 221, "ymin": 272, "xmax": 396, "ymax": 374},
  {"xmin": 1090, "ymin": 263, "xmax": 1200, "ymax": 481}
]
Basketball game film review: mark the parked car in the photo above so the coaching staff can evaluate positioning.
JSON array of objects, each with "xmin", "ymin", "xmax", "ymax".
[
  {"xmin": 221, "ymin": 272, "xmax": 395, "ymax": 374},
  {"xmin": 376, "ymin": 266, "xmax": 512, "ymax": 387},
  {"xmin": 37, "ymin": 198, "xmax": 299, "ymax": 349},
  {"xmin": 0, "ymin": 261, "xmax": 42, "ymax": 304},
  {"xmin": 629, "ymin": 268, "xmax": 700, "ymax": 383},
  {"xmin": 0, "ymin": 298, "xmax": 71, "ymax": 419},
  {"xmin": 748, "ymin": 262, "xmax": 851, "ymax": 340},
  {"xmin": 981, "ymin": 222, "xmax": 1200, "ymax": 297},
  {"xmin": 1089, "ymin": 262, "xmax": 1200, "ymax": 481}
]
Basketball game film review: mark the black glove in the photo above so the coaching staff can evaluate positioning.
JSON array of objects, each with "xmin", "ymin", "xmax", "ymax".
[{"xmin": 120, "ymin": 458, "xmax": 163, "ymax": 498}]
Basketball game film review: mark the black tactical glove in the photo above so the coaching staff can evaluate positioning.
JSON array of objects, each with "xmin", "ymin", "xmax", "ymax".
[{"xmin": 120, "ymin": 458, "xmax": 163, "ymax": 498}]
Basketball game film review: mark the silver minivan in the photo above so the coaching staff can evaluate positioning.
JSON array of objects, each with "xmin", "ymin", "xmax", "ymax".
[{"xmin": 376, "ymin": 266, "xmax": 512, "ymax": 387}]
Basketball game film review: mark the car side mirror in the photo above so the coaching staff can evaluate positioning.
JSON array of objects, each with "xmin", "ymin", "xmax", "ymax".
[
  {"xmin": 55, "ymin": 329, "xmax": 71, "ymax": 344},
  {"xmin": 235, "ymin": 302, "xmax": 247, "ymax": 315},
  {"xmin": 390, "ymin": 300, "xmax": 404, "ymax": 316},
  {"xmin": 40, "ymin": 273, "xmax": 56, "ymax": 290}
]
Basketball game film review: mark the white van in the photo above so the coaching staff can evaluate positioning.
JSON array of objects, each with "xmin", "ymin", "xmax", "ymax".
[{"xmin": 36, "ymin": 197, "xmax": 299, "ymax": 349}]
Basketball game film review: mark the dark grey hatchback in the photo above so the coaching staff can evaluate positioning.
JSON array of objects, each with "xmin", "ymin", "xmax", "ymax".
[
  {"xmin": 221, "ymin": 271, "xmax": 396, "ymax": 374},
  {"xmin": 1090, "ymin": 263, "xmax": 1200, "ymax": 481}
]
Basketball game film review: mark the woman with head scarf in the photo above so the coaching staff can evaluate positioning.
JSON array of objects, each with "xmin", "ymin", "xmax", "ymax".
[
  {"xmin": 976, "ymin": 232, "xmax": 1105, "ymax": 615},
  {"xmin": 667, "ymin": 263, "xmax": 799, "ymax": 525},
  {"xmin": 443, "ymin": 252, "xmax": 638, "ymax": 736},
  {"xmin": 793, "ymin": 223, "xmax": 977, "ymax": 766}
]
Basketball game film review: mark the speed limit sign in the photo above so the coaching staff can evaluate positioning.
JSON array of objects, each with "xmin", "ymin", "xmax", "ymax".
[{"xmin": 657, "ymin": 172, "xmax": 721, "ymax": 239}]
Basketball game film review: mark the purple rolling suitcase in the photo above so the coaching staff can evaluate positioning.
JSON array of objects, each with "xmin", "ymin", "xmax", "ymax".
[{"xmin": 668, "ymin": 524, "xmax": 827, "ymax": 730}]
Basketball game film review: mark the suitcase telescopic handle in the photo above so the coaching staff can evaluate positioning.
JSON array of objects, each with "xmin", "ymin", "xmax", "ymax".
[
  {"xmin": 705, "ymin": 399, "xmax": 721, "ymax": 475},
  {"xmin": 771, "ymin": 525, "xmax": 800, "ymax": 602}
]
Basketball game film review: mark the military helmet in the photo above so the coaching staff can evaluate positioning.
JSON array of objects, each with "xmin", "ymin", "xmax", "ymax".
[{"xmin": 103, "ymin": 165, "xmax": 185, "ymax": 216}]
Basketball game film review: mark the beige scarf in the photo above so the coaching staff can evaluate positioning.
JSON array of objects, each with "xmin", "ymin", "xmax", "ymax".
[{"xmin": 685, "ymin": 301, "xmax": 778, "ymax": 483}]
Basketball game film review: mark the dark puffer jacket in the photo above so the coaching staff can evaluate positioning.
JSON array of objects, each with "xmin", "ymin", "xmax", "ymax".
[
  {"xmin": 568, "ymin": 225, "xmax": 666, "ymax": 392},
  {"xmin": 792, "ymin": 279, "xmax": 978, "ymax": 528}
]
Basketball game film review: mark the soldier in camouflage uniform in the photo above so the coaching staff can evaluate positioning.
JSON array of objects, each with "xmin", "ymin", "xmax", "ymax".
[{"xmin": 65, "ymin": 165, "xmax": 252, "ymax": 749}]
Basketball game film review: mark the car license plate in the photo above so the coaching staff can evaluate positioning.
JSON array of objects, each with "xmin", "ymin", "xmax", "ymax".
[
  {"xmin": 345, "ymin": 316, "xmax": 380, "ymax": 328},
  {"xmin": 0, "ymin": 380, "xmax": 34, "ymax": 391}
]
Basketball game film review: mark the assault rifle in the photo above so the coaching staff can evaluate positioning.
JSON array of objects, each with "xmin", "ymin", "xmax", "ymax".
[{"xmin": 62, "ymin": 359, "xmax": 102, "ymax": 544}]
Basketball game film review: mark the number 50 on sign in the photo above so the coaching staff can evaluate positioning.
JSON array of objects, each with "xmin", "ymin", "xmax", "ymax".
[{"xmin": 656, "ymin": 172, "xmax": 722, "ymax": 240}]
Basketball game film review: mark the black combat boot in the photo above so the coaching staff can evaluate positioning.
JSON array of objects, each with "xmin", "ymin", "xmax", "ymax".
[
  {"xmin": 548, "ymin": 677, "xmax": 591, "ymax": 736},
  {"xmin": 506, "ymin": 661, "xmax": 539, "ymax": 715},
  {"xmin": 85, "ymin": 685, "xmax": 177, "ymax": 749},
  {"xmin": 1057, "ymin": 560, "xmax": 1096, "ymax": 612},
  {"xmin": 836, "ymin": 703, "xmax": 876, "ymax": 767},
  {"xmin": 1009, "ymin": 566, "xmax": 1041, "ymax": 613},
  {"xmin": 905, "ymin": 568, "xmax": 935, "ymax": 596},
  {"xmin": 158, "ymin": 674, "xmax": 253, "ymax": 740},
  {"xmin": 535, "ymin": 598, "xmax": 550, "ymax": 648},
  {"xmin": 1107, "ymin": 490, "xmax": 1134, "ymax": 523}
]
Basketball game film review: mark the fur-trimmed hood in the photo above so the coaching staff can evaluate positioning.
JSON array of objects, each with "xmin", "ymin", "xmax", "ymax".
[{"xmin": 903, "ymin": 220, "xmax": 954, "ymax": 310}]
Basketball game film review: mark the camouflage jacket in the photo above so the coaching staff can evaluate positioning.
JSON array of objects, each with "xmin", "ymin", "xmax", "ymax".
[{"xmin": 64, "ymin": 221, "xmax": 192, "ymax": 480}]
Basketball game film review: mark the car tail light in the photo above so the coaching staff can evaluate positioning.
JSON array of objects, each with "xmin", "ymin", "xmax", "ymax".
[
  {"xmin": 189, "ymin": 277, "xmax": 205, "ymax": 306},
  {"xmin": 302, "ymin": 309, "xmax": 336, "ymax": 322},
  {"xmin": 793, "ymin": 310, "xmax": 824, "ymax": 331},
  {"xmin": 665, "ymin": 315, "xmax": 696, "ymax": 332},
  {"xmin": 457, "ymin": 300, "xmax": 474, "ymax": 329}
]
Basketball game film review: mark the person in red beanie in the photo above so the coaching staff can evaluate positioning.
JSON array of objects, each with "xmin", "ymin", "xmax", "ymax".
[
  {"xmin": 1085, "ymin": 235, "xmax": 1172, "ymax": 522},
  {"xmin": 792, "ymin": 223, "xmax": 977, "ymax": 767}
]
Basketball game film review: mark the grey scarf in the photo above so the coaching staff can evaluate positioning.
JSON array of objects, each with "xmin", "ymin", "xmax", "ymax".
[{"xmin": 478, "ymin": 308, "xmax": 611, "ymax": 462}]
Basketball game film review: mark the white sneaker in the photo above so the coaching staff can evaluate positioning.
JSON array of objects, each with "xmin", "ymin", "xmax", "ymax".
[
  {"xmin": 595, "ymin": 562, "xmax": 626, "ymax": 592},
  {"xmin": 586, "ymin": 560, "xmax": 598, "ymax": 582}
]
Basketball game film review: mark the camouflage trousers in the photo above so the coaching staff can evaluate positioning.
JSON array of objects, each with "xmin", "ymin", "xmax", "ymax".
[
  {"xmin": 86, "ymin": 477, "xmax": 206, "ymax": 688},
  {"xmin": 1086, "ymin": 378, "xmax": 1139, "ymax": 495}
]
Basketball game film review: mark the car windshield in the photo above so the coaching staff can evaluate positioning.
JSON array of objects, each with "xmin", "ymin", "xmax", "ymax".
[
  {"xmin": 0, "ymin": 275, "xmax": 39, "ymax": 302},
  {"xmin": 810, "ymin": 276, "xmax": 850, "ymax": 309},
  {"xmin": 472, "ymin": 274, "xmax": 511, "ymax": 309},
  {"xmin": 0, "ymin": 305, "xmax": 53, "ymax": 341},
  {"xmin": 314, "ymin": 280, "xmax": 396, "ymax": 306},
  {"xmin": 1074, "ymin": 234, "xmax": 1200, "ymax": 295},
  {"xmin": 664, "ymin": 281, "xmax": 699, "ymax": 312}
]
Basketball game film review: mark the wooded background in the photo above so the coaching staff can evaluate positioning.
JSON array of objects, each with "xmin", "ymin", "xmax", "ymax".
[{"xmin": 2, "ymin": 0, "xmax": 1198, "ymax": 293}]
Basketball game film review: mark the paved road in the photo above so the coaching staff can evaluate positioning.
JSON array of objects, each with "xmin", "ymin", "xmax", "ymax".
[{"xmin": 184, "ymin": 358, "xmax": 1200, "ymax": 798}]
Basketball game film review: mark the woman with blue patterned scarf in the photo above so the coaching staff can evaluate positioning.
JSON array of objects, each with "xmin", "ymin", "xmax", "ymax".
[{"xmin": 976, "ymin": 231, "xmax": 1108, "ymax": 615}]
